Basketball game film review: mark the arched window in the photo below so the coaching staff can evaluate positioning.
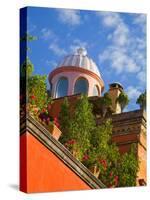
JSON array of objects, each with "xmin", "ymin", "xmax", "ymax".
[
  {"xmin": 74, "ymin": 77, "xmax": 88, "ymax": 95},
  {"xmin": 56, "ymin": 77, "xmax": 68, "ymax": 98},
  {"xmin": 93, "ymin": 85, "xmax": 100, "ymax": 96}
]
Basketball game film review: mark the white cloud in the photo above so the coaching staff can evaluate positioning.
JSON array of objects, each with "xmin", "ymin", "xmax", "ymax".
[
  {"xmin": 135, "ymin": 37, "xmax": 146, "ymax": 50},
  {"xmin": 133, "ymin": 14, "xmax": 146, "ymax": 24},
  {"xmin": 99, "ymin": 47, "xmax": 139, "ymax": 74},
  {"xmin": 57, "ymin": 9, "xmax": 81, "ymax": 26},
  {"xmin": 126, "ymin": 86, "xmax": 141, "ymax": 100},
  {"xmin": 133, "ymin": 14, "xmax": 146, "ymax": 34},
  {"xmin": 69, "ymin": 39, "xmax": 88, "ymax": 53},
  {"xmin": 41, "ymin": 28, "xmax": 55, "ymax": 40},
  {"xmin": 137, "ymin": 71, "xmax": 146, "ymax": 83},
  {"xmin": 97, "ymin": 12, "xmax": 121, "ymax": 27},
  {"xmin": 98, "ymin": 12, "xmax": 146, "ymax": 80},
  {"xmin": 46, "ymin": 60, "xmax": 57, "ymax": 68},
  {"xmin": 102, "ymin": 12, "xmax": 130, "ymax": 47},
  {"xmin": 49, "ymin": 43, "xmax": 67, "ymax": 57},
  {"xmin": 110, "ymin": 23, "xmax": 129, "ymax": 46}
]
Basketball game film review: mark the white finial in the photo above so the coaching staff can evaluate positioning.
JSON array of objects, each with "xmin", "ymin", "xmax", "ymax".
[{"xmin": 77, "ymin": 47, "xmax": 87, "ymax": 56}]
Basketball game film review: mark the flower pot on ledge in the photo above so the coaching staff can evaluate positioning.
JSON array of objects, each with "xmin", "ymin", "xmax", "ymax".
[
  {"xmin": 89, "ymin": 165, "xmax": 100, "ymax": 178},
  {"xmin": 49, "ymin": 123, "xmax": 62, "ymax": 140},
  {"xmin": 27, "ymin": 104, "xmax": 39, "ymax": 118}
]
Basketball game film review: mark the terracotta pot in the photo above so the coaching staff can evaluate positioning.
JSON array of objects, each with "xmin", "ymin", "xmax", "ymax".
[
  {"xmin": 72, "ymin": 149, "xmax": 78, "ymax": 158},
  {"xmin": 90, "ymin": 165, "xmax": 100, "ymax": 178},
  {"xmin": 49, "ymin": 124, "xmax": 62, "ymax": 140}
]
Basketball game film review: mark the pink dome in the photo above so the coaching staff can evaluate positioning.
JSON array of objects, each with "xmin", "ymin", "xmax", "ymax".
[
  {"xmin": 48, "ymin": 48, "xmax": 104, "ymax": 98},
  {"xmin": 57, "ymin": 47, "xmax": 101, "ymax": 77}
]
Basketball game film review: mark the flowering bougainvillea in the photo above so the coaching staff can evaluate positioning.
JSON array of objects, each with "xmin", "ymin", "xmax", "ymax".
[{"xmin": 59, "ymin": 95, "xmax": 139, "ymax": 188}]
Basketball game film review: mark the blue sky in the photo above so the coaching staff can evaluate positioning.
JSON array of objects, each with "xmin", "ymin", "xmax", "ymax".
[{"xmin": 25, "ymin": 7, "xmax": 146, "ymax": 111}]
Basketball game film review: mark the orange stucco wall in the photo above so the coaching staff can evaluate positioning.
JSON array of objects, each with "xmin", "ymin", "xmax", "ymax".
[{"xmin": 20, "ymin": 132, "xmax": 91, "ymax": 193}]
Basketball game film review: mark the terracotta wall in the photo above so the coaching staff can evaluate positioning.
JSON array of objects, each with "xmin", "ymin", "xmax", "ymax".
[
  {"xmin": 49, "ymin": 95, "xmax": 80, "ymax": 119},
  {"xmin": 20, "ymin": 132, "xmax": 91, "ymax": 193},
  {"xmin": 112, "ymin": 133, "xmax": 138, "ymax": 154},
  {"xmin": 112, "ymin": 131, "xmax": 147, "ymax": 185},
  {"xmin": 137, "ymin": 132, "xmax": 147, "ymax": 185}
]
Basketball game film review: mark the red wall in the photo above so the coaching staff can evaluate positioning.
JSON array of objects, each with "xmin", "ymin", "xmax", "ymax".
[
  {"xmin": 112, "ymin": 133, "xmax": 138, "ymax": 154},
  {"xmin": 20, "ymin": 132, "xmax": 91, "ymax": 193}
]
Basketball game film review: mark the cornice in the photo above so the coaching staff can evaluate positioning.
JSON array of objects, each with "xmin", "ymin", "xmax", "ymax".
[
  {"xmin": 48, "ymin": 66, "xmax": 104, "ymax": 91},
  {"xmin": 97, "ymin": 110, "xmax": 146, "ymax": 136}
]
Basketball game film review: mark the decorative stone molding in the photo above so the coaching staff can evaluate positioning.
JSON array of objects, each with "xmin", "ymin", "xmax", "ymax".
[{"xmin": 97, "ymin": 109, "xmax": 146, "ymax": 136}]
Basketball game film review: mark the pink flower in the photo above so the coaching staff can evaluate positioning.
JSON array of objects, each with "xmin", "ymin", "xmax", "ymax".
[
  {"xmin": 48, "ymin": 104, "xmax": 51, "ymax": 110},
  {"xmin": 109, "ymin": 184, "xmax": 113, "ymax": 188},
  {"xmin": 54, "ymin": 119, "xmax": 60, "ymax": 128},
  {"xmin": 99, "ymin": 159, "xmax": 107, "ymax": 169},
  {"xmin": 67, "ymin": 139, "xmax": 76, "ymax": 145},
  {"xmin": 42, "ymin": 108, "xmax": 46, "ymax": 113},
  {"xmin": 82, "ymin": 154, "xmax": 89, "ymax": 161},
  {"xmin": 54, "ymin": 117, "xmax": 58, "ymax": 122},
  {"xmin": 110, "ymin": 172, "xmax": 113, "ymax": 177},
  {"xmin": 31, "ymin": 95, "xmax": 36, "ymax": 100}
]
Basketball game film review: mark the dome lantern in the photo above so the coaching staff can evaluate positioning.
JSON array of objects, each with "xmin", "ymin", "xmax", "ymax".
[{"xmin": 76, "ymin": 47, "xmax": 87, "ymax": 56}]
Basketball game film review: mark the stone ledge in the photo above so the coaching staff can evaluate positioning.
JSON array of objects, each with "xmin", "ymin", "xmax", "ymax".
[
  {"xmin": 20, "ymin": 115, "xmax": 106, "ymax": 189},
  {"xmin": 97, "ymin": 109, "xmax": 146, "ymax": 123}
]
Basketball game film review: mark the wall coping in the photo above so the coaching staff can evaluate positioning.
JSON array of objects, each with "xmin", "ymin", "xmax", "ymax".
[
  {"xmin": 20, "ymin": 114, "xmax": 106, "ymax": 189},
  {"xmin": 97, "ymin": 109, "xmax": 146, "ymax": 129},
  {"xmin": 111, "ymin": 109, "xmax": 146, "ymax": 123}
]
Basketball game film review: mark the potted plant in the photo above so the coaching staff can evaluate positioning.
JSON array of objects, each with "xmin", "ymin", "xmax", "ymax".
[
  {"xmin": 136, "ymin": 91, "xmax": 146, "ymax": 110},
  {"xmin": 116, "ymin": 91, "xmax": 129, "ymax": 112},
  {"xmin": 89, "ymin": 164, "xmax": 100, "ymax": 178},
  {"xmin": 48, "ymin": 117, "xmax": 62, "ymax": 140}
]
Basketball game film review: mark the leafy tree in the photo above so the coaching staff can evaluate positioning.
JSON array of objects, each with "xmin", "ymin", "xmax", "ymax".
[
  {"xmin": 116, "ymin": 91, "xmax": 129, "ymax": 112},
  {"xmin": 67, "ymin": 95, "xmax": 96, "ymax": 160},
  {"xmin": 20, "ymin": 33, "xmax": 37, "ymax": 52},
  {"xmin": 59, "ymin": 98, "xmax": 71, "ymax": 143},
  {"xmin": 20, "ymin": 33, "xmax": 37, "ymax": 42},
  {"xmin": 92, "ymin": 92, "xmax": 112, "ymax": 117},
  {"xmin": 21, "ymin": 57, "xmax": 34, "ymax": 78},
  {"xmin": 27, "ymin": 74, "xmax": 51, "ymax": 112},
  {"xmin": 83, "ymin": 120, "xmax": 139, "ymax": 188},
  {"xmin": 58, "ymin": 94, "xmax": 139, "ymax": 187},
  {"xmin": 84, "ymin": 120, "xmax": 120, "ymax": 186},
  {"xmin": 118, "ymin": 144, "xmax": 139, "ymax": 187},
  {"xmin": 136, "ymin": 91, "xmax": 146, "ymax": 110},
  {"xmin": 20, "ymin": 33, "xmax": 51, "ymax": 113},
  {"xmin": 99, "ymin": 92, "xmax": 112, "ymax": 117}
]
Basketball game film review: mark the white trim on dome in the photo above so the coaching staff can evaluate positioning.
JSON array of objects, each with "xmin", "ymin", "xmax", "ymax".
[{"xmin": 55, "ymin": 48, "xmax": 101, "ymax": 77}]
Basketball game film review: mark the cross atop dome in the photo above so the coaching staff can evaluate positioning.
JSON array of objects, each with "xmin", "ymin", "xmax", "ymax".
[{"xmin": 76, "ymin": 47, "xmax": 87, "ymax": 56}]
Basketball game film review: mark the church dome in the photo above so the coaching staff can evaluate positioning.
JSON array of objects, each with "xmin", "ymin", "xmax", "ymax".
[
  {"xmin": 49, "ymin": 47, "xmax": 104, "ymax": 98},
  {"xmin": 57, "ymin": 47, "xmax": 101, "ymax": 77}
]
